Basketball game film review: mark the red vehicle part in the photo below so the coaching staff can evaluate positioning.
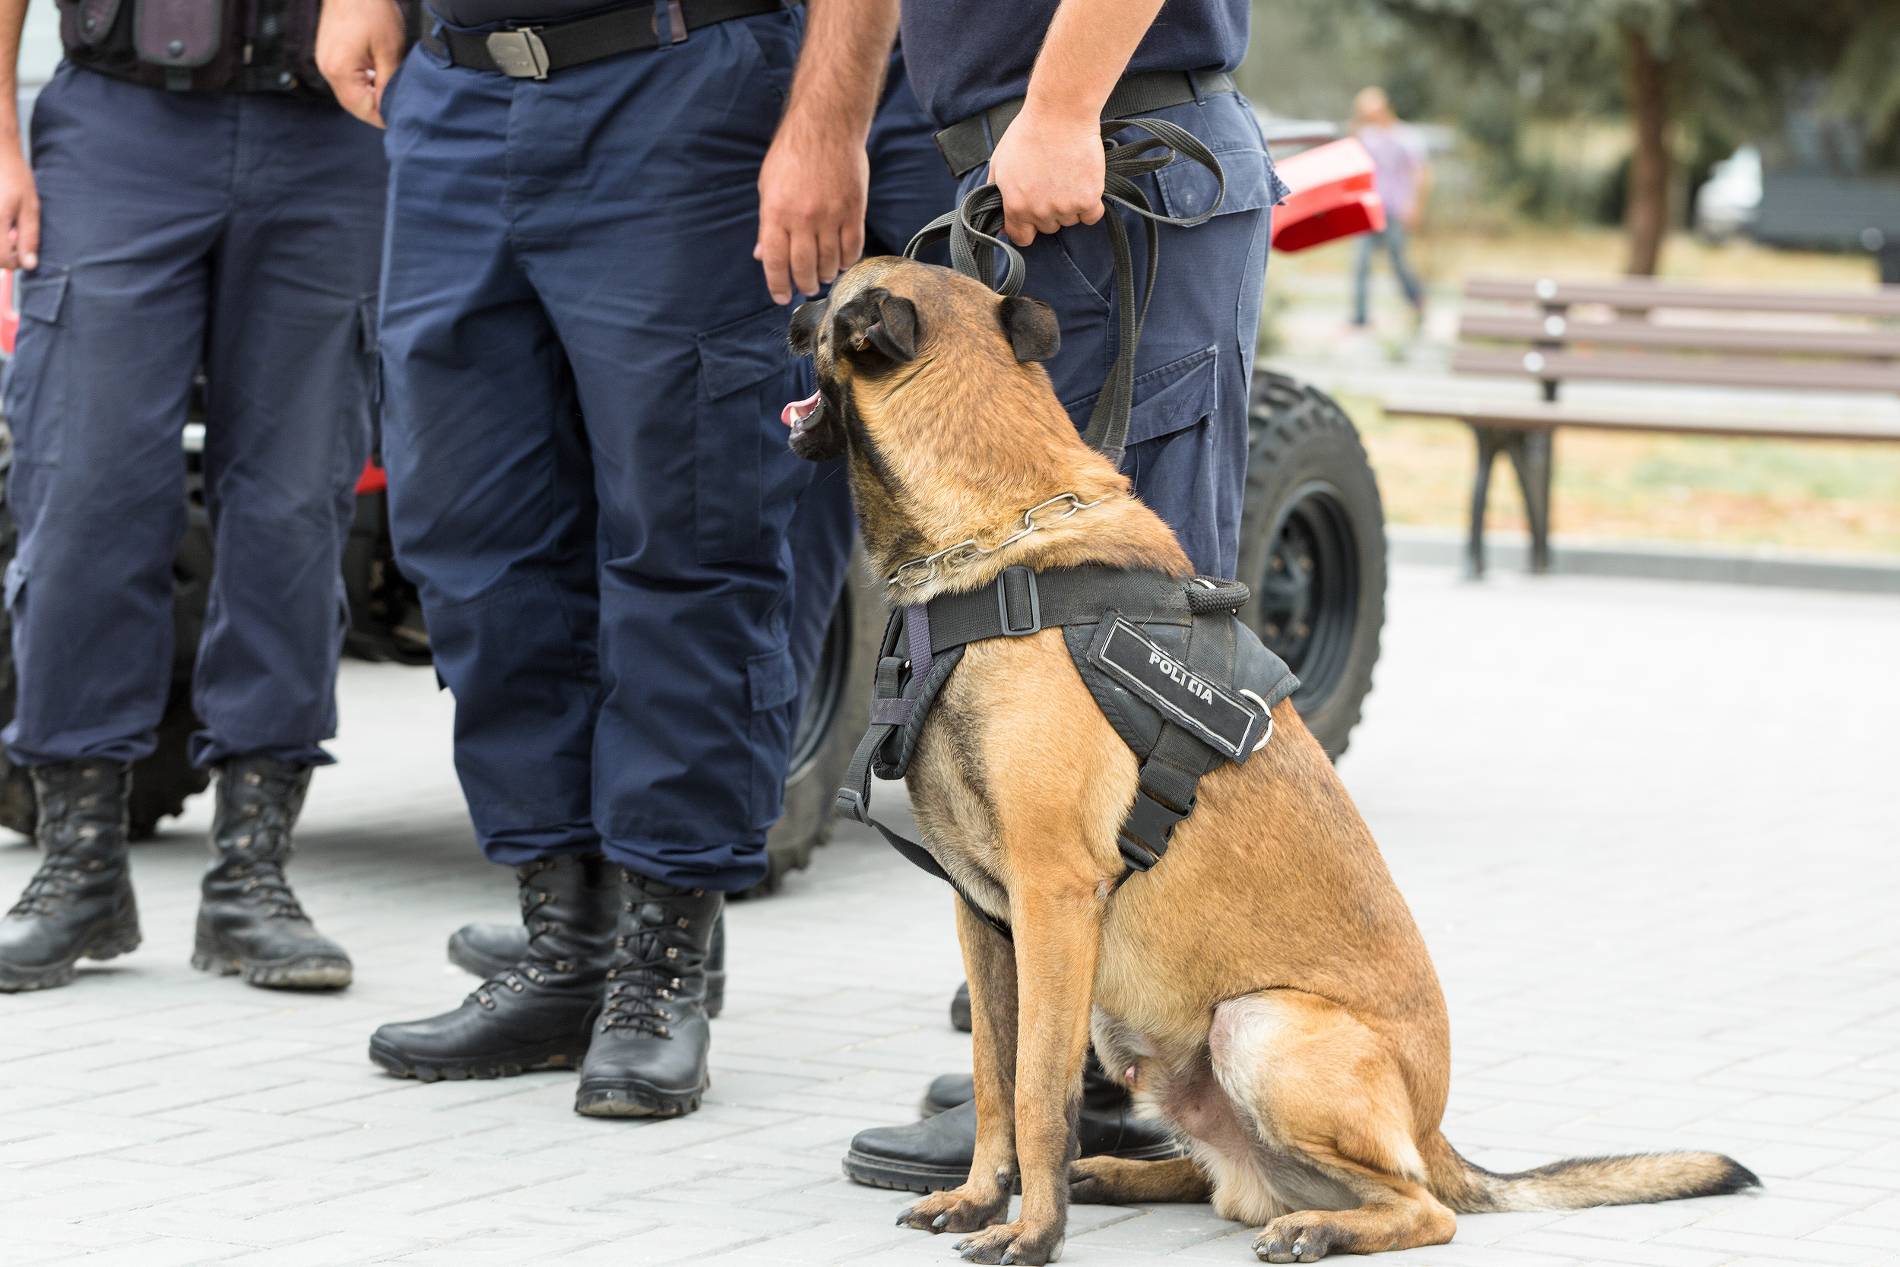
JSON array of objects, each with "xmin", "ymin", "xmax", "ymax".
[{"xmin": 1270, "ymin": 137, "xmax": 1386, "ymax": 254}]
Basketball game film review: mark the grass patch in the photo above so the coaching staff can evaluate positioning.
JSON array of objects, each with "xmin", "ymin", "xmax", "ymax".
[{"xmin": 1344, "ymin": 396, "xmax": 1900, "ymax": 556}]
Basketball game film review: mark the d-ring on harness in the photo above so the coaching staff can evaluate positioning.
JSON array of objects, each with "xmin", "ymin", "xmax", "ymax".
[{"xmin": 837, "ymin": 120, "xmax": 1296, "ymax": 938}]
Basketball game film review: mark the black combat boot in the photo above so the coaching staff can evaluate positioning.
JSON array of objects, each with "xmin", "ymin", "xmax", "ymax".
[
  {"xmin": 370, "ymin": 854, "xmax": 618, "ymax": 1080},
  {"xmin": 573, "ymin": 869, "xmax": 722, "ymax": 1118},
  {"xmin": 447, "ymin": 908, "xmax": 727, "ymax": 1017},
  {"xmin": 192, "ymin": 756, "xmax": 351, "ymax": 989},
  {"xmin": 842, "ymin": 1059, "xmax": 1183, "ymax": 1192},
  {"xmin": 0, "ymin": 762, "xmax": 140, "ymax": 992}
]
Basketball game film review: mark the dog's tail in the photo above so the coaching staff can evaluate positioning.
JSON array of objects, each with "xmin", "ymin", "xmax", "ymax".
[{"xmin": 1423, "ymin": 1132, "xmax": 1758, "ymax": 1213}]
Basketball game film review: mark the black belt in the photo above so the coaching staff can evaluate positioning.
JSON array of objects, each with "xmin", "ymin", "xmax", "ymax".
[
  {"xmin": 932, "ymin": 68, "xmax": 1236, "ymax": 178},
  {"xmin": 425, "ymin": 0, "xmax": 785, "ymax": 79}
]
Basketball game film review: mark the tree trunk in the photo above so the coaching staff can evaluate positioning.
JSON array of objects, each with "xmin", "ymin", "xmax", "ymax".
[{"xmin": 1622, "ymin": 24, "xmax": 1671, "ymax": 277}]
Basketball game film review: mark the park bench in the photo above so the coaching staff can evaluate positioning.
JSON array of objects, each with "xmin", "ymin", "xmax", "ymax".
[{"xmin": 1383, "ymin": 276, "xmax": 1900, "ymax": 575}]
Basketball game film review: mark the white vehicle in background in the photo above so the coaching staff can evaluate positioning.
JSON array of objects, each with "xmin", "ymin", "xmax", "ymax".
[{"xmin": 1695, "ymin": 145, "xmax": 1763, "ymax": 243}]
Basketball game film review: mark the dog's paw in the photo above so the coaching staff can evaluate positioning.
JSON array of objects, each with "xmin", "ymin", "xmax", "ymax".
[
  {"xmin": 954, "ymin": 1219, "xmax": 1064, "ymax": 1265},
  {"xmin": 1067, "ymin": 1156, "xmax": 1119, "ymax": 1205},
  {"xmin": 897, "ymin": 1185, "xmax": 1010, "ymax": 1235},
  {"xmin": 1253, "ymin": 1213, "xmax": 1342, "ymax": 1263}
]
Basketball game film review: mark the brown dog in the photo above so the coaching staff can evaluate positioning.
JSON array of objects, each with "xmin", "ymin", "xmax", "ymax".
[{"xmin": 785, "ymin": 257, "xmax": 1755, "ymax": 1265}]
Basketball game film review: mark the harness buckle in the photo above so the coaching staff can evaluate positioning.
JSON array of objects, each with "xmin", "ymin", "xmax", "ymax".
[
  {"xmin": 996, "ymin": 566, "xmax": 1041, "ymax": 636},
  {"xmin": 835, "ymin": 787, "xmax": 869, "ymax": 824},
  {"xmin": 486, "ymin": 27, "xmax": 549, "ymax": 79}
]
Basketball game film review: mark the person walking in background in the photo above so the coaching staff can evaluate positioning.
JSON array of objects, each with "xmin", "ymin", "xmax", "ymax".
[{"xmin": 1350, "ymin": 85, "xmax": 1430, "ymax": 328}]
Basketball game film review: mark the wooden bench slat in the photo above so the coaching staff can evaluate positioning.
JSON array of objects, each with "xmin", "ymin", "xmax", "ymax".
[
  {"xmin": 1450, "ymin": 345, "xmax": 1900, "ymax": 393},
  {"xmin": 1455, "ymin": 314, "xmax": 1900, "ymax": 360},
  {"xmin": 1382, "ymin": 398, "xmax": 1900, "ymax": 444},
  {"xmin": 1462, "ymin": 275, "xmax": 1900, "ymax": 318}
]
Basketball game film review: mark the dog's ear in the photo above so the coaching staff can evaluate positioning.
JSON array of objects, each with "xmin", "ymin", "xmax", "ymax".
[
  {"xmin": 998, "ymin": 295, "xmax": 1060, "ymax": 363},
  {"xmin": 834, "ymin": 289, "xmax": 919, "ymax": 364}
]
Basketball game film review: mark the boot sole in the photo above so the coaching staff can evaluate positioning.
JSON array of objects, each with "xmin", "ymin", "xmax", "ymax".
[
  {"xmin": 191, "ymin": 946, "xmax": 353, "ymax": 991},
  {"xmin": 446, "ymin": 937, "xmax": 728, "ymax": 1019},
  {"xmin": 841, "ymin": 1137, "xmax": 1185, "ymax": 1195},
  {"xmin": 0, "ymin": 920, "xmax": 142, "ymax": 993},
  {"xmin": 368, "ymin": 1034, "xmax": 590, "ymax": 1083},
  {"xmin": 573, "ymin": 1076, "xmax": 708, "ymax": 1119}
]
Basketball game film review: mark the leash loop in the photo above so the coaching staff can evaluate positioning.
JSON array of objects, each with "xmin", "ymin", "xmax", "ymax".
[{"xmin": 903, "ymin": 116, "xmax": 1226, "ymax": 468}]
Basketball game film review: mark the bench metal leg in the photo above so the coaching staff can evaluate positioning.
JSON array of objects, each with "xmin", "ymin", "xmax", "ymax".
[
  {"xmin": 1506, "ymin": 430, "xmax": 1555, "ymax": 574},
  {"xmin": 1466, "ymin": 425, "xmax": 1507, "ymax": 579}
]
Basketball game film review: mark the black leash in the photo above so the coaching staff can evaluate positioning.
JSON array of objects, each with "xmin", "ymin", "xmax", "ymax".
[{"xmin": 904, "ymin": 116, "xmax": 1227, "ymax": 468}]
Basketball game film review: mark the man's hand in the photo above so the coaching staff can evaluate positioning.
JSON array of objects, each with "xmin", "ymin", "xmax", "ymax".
[
  {"xmin": 989, "ymin": 104, "xmax": 1105, "ymax": 248},
  {"xmin": 754, "ymin": 119, "xmax": 869, "ymax": 305},
  {"xmin": 317, "ymin": 0, "xmax": 406, "ymax": 128},
  {"xmin": 0, "ymin": 144, "xmax": 37, "ymax": 271}
]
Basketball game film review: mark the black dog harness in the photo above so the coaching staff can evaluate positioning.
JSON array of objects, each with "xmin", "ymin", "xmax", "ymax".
[{"xmin": 837, "ymin": 565, "xmax": 1298, "ymax": 936}]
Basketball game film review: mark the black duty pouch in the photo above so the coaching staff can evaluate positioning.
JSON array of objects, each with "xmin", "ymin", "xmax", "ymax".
[
  {"xmin": 134, "ymin": 0, "xmax": 230, "ymax": 85},
  {"xmin": 60, "ymin": 0, "xmax": 128, "ymax": 51}
]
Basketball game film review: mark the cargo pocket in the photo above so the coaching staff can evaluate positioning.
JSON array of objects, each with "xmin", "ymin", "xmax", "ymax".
[
  {"xmin": 746, "ymin": 642, "xmax": 798, "ymax": 829},
  {"xmin": 693, "ymin": 304, "xmax": 792, "ymax": 564},
  {"xmin": 1063, "ymin": 344, "xmax": 1220, "ymax": 450},
  {"xmin": 3, "ymin": 268, "xmax": 72, "ymax": 469}
]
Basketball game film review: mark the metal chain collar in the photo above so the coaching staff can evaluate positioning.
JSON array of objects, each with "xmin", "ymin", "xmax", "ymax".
[{"xmin": 885, "ymin": 493, "xmax": 1102, "ymax": 593}]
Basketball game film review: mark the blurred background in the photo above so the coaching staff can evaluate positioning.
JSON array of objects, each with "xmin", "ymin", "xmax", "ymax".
[{"xmin": 1238, "ymin": 0, "xmax": 1900, "ymax": 564}]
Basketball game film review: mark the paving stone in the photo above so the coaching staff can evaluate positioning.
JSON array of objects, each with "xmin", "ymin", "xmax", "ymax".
[{"xmin": 0, "ymin": 566, "xmax": 1894, "ymax": 1264}]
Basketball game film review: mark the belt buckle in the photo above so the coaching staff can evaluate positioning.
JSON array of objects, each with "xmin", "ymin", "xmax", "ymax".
[{"xmin": 485, "ymin": 27, "xmax": 549, "ymax": 79}]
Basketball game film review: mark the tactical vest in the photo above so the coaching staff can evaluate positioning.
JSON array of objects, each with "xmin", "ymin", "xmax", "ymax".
[
  {"xmin": 58, "ymin": 0, "xmax": 411, "ymax": 97},
  {"xmin": 839, "ymin": 564, "xmax": 1299, "ymax": 937}
]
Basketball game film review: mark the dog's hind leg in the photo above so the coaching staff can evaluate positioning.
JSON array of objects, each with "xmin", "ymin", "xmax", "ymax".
[
  {"xmin": 1070, "ymin": 1154, "xmax": 1211, "ymax": 1204},
  {"xmin": 1208, "ymin": 991, "xmax": 1457, "ymax": 1262},
  {"xmin": 899, "ymin": 898, "xmax": 1020, "ymax": 1235}
]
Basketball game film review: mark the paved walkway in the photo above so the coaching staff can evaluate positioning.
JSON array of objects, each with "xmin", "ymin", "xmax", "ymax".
[{"xmin": 2, "ymin": 566, "xmax": 1896, "ymax": 1266}]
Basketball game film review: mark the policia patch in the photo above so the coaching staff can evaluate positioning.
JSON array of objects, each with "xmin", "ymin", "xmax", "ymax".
[{"xmin": 1088, "ymin": 616, "xmax": 1272, "ymax": 762}]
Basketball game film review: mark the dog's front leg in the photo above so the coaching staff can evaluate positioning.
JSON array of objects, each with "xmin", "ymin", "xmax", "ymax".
[
  {"xmin": 954, "ymin": 879, "xmax": 1102, "ymax": 1266},
  {"xmin": 899, "ymin": 896, "xmax": 1020, "ymax": 1235}
]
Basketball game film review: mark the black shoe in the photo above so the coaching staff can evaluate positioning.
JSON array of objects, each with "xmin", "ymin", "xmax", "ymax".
[
  {"xmin": 574, "ymin": 870, "xmax": 721, "ymax": 1119},
  {"xmin": 191, "ymin": 756, "xmax": 351, "ymax": 990},
  {"xmin": 448, "ymin": 909, "xmax": 728, "ymax": 1018},
  {"xmin": 921, "ymin": 1072, "xmax": 972, "ymax": 1117},
  {"xmin": 950, "ymin": 981, "xmax": 971, "ymax": 1033},
  {"xmin": 0, "ymin": 762, "xmax": 140, "ymax": 992},
  {"xmin": 844, "ymin": 1064, "xmax": 1183, "ymax": 1193},
  {"xmin": 370, "ymin": 855, "xmax": 617, "ymax": 1081}
]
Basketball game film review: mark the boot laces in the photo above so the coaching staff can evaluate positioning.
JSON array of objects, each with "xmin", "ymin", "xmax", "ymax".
[
  {"xmin": 9, "ymin": 854, "xmax": 90, "ymax": 916},
  {"xmin": 472, "ymin": 861, "xmax": 576, "ymax": 1010},
  {"xmin": 597, "ymin": 900, "xmax": 700, "ymax": 1038},
  {"xmin": 223, "ymin": 859, "xmax": 308, "ymax": 920}
]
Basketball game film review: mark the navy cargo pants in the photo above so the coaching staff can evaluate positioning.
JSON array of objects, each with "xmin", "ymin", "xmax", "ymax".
[
  {"xmin": 958, "ymin": 89, "xmax": 1286, "ymax": 577},
  {"xmin": 783, "ymin": 57, "xmax": 956, "ymax": 710},
  {"xmin": 378, "ymin": 9, "xmax": 808, "ymax": 890},
  {"xmin": 3, "ymin": 65, "xmax": 385, "ymax": 768}
]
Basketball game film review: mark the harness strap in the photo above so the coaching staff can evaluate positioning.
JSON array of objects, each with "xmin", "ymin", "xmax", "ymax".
[
  {"xmin": 923, "ymin": 566, "xmax": 1201, "ymax": 653},
  {"xmin": 1115, "ymin": 603, "xmax": 1234, "ymax": 872},
  {"xmin": 836, "ymin": 614, "xmax": 1011, "ymax": 940}
]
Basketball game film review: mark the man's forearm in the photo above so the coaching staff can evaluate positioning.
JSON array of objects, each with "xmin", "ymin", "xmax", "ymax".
[
  {"xmin": 1022, "ymin": 0, "xmax": 1166, "ymax": 123},
  {"xmin": 780, "ymin": 0, "xmax": 897, "ymax": 142},
  {"xmin": 0, "ymin": 0, "xmax": 28, "ymax": 145}
]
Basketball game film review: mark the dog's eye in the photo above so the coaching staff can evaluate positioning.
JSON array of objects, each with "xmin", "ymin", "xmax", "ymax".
[{"xmin": 789, "ymin": 299, "xmax": 827, "ymax": 355}]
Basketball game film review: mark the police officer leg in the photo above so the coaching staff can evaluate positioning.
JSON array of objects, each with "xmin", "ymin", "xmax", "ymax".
[
  {"xmin": 0, "ymin": 68, "xmax": 224, "ymax": 990},
  {"xmin": 367, "ymin": 51, "xmax": 614, "ymax": 1080},
  {"xmin": 472, "ymin": 16, "xmax": 806, "ymax": 1119},
  {"xmin": 187, "ymin": 97, "xmax": 387, "ymax": 991}
]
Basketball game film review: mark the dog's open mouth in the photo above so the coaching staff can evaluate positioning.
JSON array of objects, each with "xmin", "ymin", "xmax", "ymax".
[{"xmin": 781, "ymin": 389, "xmax": 823, "ymax": 435}]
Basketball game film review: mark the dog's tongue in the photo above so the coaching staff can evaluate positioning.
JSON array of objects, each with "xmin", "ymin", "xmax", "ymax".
[{"xmin": 781, "ymin": 390, "xmax": 821, "ymax": 429}]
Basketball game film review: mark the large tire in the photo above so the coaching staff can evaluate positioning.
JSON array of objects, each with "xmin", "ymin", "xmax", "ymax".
[
  {"xmin": 1237, "ymin": 370, "xmax": 1386, "ymax": 760},
  {"xmin": 0, "ymin": 430, "xmax": 211, "ymax": 842},
  {"xmin": 747, "ymin": 552, "xmax": 884, "ymax": 896}
]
